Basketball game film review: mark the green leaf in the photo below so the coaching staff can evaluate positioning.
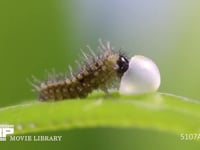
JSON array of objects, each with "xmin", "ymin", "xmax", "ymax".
[{"xmin": 0, "ymin": 92, "xmax": 200, "ymax": 135}]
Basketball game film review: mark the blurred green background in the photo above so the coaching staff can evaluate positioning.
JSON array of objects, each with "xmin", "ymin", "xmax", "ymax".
[{"xmin": 1, "ymin": 0, "xmax": 200, "ymax": 149}]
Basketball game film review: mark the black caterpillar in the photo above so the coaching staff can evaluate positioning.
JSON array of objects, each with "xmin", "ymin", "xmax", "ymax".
[{"xmin": 32, "ymin": 40, "xmax": 129, "ymax": 101}]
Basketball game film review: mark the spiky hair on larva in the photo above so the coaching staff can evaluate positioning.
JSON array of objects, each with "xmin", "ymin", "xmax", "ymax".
[{"xmin": 31, "ymin": 40, "xmax": 129, "ymax": 101}]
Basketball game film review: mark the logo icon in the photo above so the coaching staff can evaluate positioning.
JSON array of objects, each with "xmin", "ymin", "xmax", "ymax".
[{"xmin": 0, "ymin": 125, "xmax": 14, "ymax": 141}]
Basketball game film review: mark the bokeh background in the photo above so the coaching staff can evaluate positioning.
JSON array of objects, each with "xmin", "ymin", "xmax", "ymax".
[{"xmin": 1, "ymin": 0, "xmax": 200, "ymax": 149}]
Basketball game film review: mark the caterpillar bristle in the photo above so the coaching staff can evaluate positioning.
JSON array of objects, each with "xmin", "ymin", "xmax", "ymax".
[
  {"xmin": 86, "ymin": 45, "xmax": 98, "ymax": 59},
  {"xmin": 31, "ymin": 75, "xmax": 41, "ymax": 84},
  {"xmin": 75, "ymin": 60, "xmax": 82, "ymax": 71},
  {"xmin": 68, "ymin": 65, "xmax": 74, "ymax": 78},
  {"xmin": 80, "ymin": 48, "xmax": 89, "ymax": 61},
  {"xmin": 98, "ymin": 39, "xmax": 107, "ymax": 50},
  {"xmin": 106, "ymin": 41, "xmax": 111, "ymax": 50},
  {"xmin": 27, "ymin": 78, "xmax": 40, "ymax": 92}
]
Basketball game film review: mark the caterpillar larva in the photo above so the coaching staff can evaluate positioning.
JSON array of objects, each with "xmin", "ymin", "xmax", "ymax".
[{"xmin": 32, "ymin": 40, "xmax": 129, "ymax": 101}]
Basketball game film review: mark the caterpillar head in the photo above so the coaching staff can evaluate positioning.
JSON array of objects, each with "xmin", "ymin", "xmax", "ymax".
[{"xmin": 117, "ymin": 55, "xmax": 129, "ymax": 78}]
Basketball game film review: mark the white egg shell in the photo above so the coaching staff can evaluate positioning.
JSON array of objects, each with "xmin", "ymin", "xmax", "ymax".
[{"xmin": 119, "ymin": 55, "xmax": 161, "ymax": 95}]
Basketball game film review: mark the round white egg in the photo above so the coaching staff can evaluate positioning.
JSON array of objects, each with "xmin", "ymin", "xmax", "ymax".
[{"xmin": 119, "ymin": 55, "xmax": 161, "ymax": 95}]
